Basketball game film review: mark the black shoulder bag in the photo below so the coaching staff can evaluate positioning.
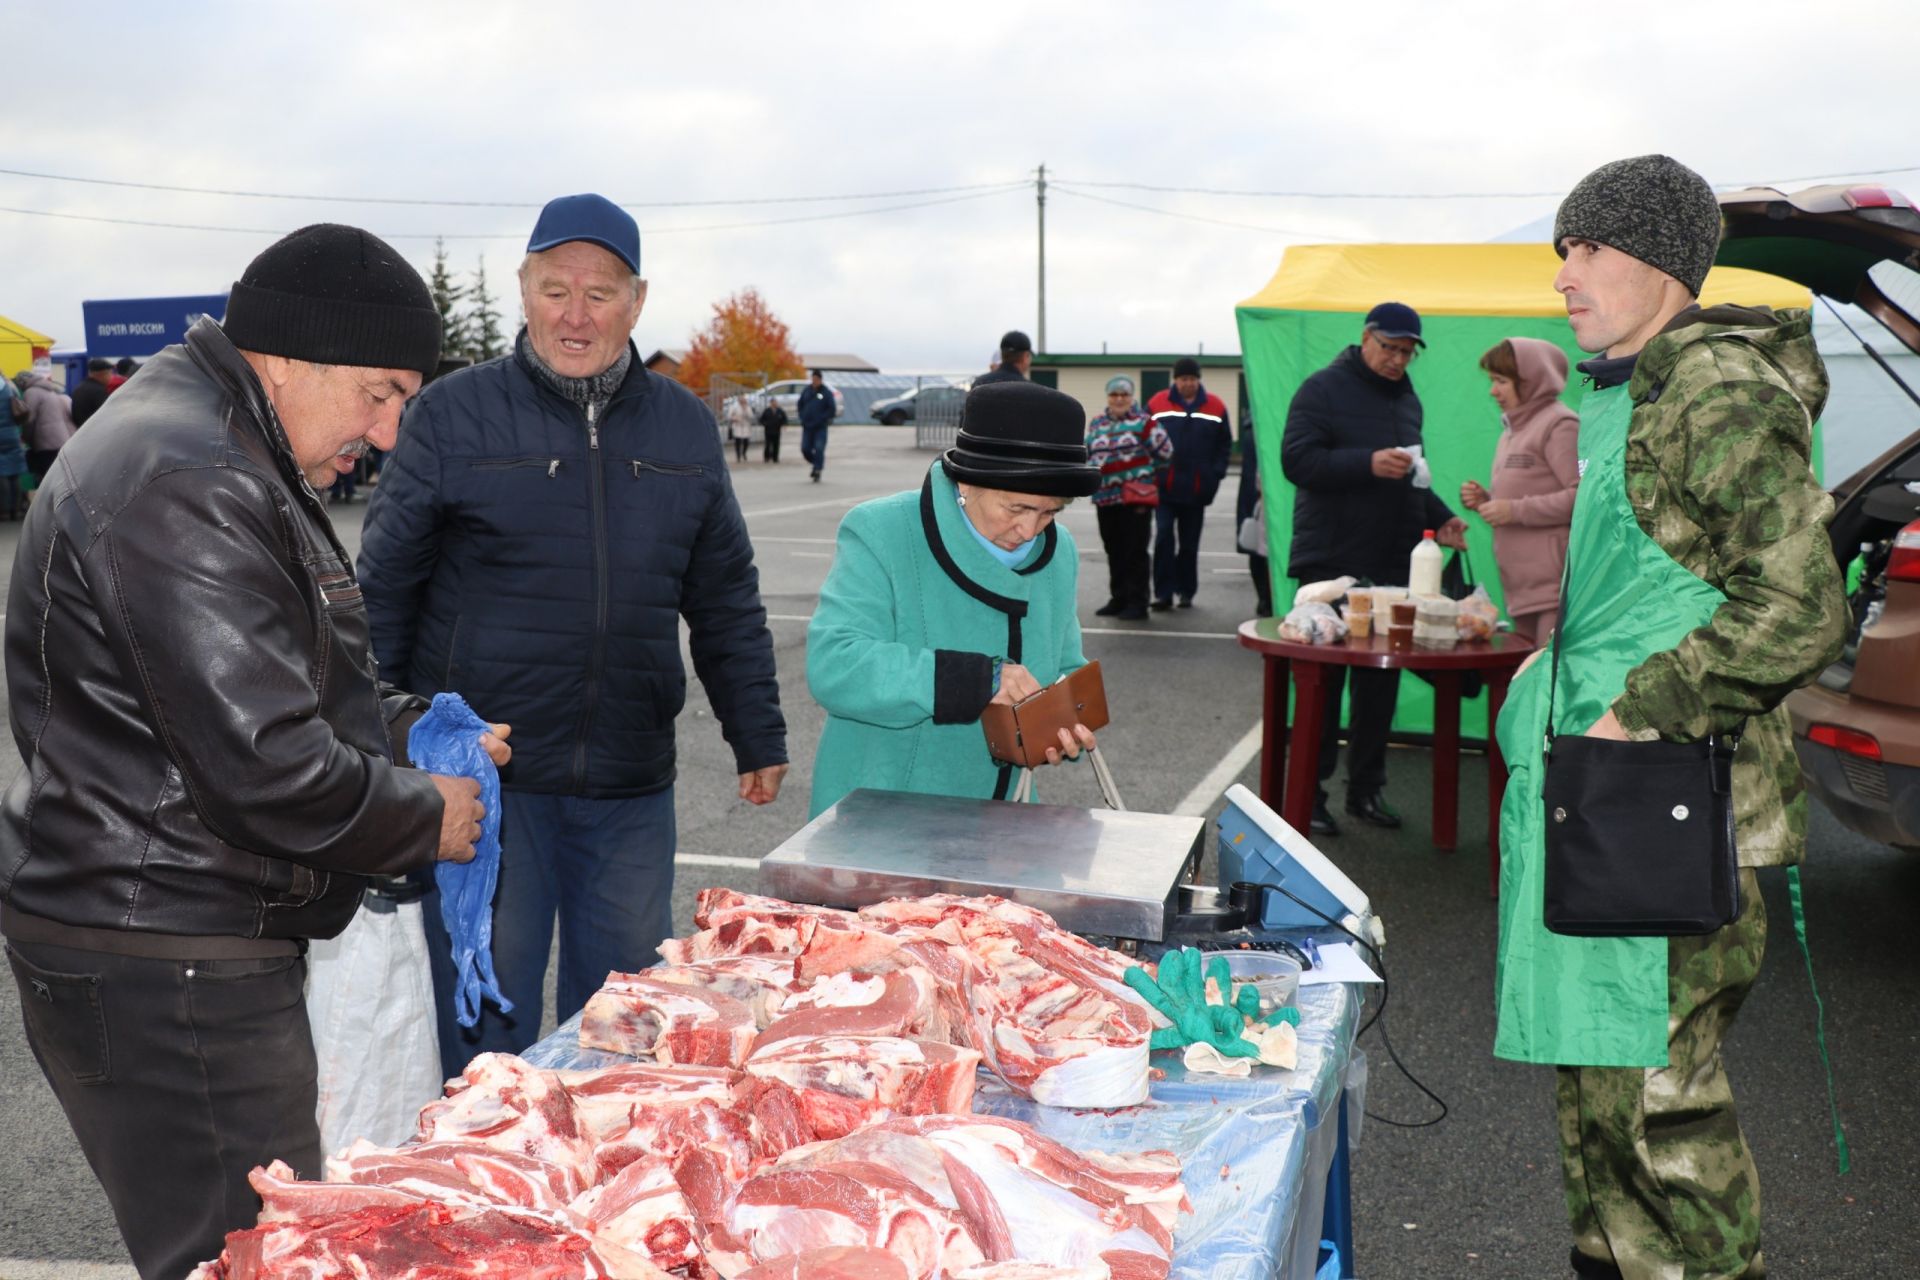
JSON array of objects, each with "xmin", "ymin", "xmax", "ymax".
[{"xmin": 1540, "ymin": 560, "xmax": 1742, "ymax": 937}]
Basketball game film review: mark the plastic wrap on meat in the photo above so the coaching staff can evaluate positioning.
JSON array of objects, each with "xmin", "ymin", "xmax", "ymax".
[
  {"xmin": 579, "ymin": 973, "xmax": 757, "ymax": 1067},
  {"xmin": 413, "ymin": 1053, "xmax": 598, "ymax": 1191},
  {"xmin": 954, "ymin": 1264, "xmax": 1112, "ymax": 1280},
  {"xmin": 743, "ymin": 1034, "xmax": 983, "ymax": 1142}
]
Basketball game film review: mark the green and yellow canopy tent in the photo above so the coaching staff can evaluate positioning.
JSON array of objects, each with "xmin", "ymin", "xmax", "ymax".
[
  {"xmin": 1234, "ymin": 242, "xmax": 1809, "ymax": 741},
  {"xmin": 0, "ymin": 313, "xmax": 56, "ymax": 380}
]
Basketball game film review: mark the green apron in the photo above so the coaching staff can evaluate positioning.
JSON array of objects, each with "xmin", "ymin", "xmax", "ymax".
[{"xmin": 1492, "ymin": 381, "xmax": 1729, "ymax": 1068}]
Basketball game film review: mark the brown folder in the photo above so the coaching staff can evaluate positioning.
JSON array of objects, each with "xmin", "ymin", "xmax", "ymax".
[{"xmin": 980, "ymin": 661, "xmax": 1110, "ymax": 769}]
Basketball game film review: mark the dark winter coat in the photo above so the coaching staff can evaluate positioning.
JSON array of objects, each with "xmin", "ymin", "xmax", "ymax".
[
  {"xmin": 358, "ymin": 336, "xmax": 786, "ymax": 799},
  {"xmin": 797, "ymin": 383, "xmax": 835, "ymax": 429},
  {"xmin": 1146, "ymin": 385, "xmax": 1233, "ymax": 507},
  {"xmin": 1281, "ymin": 345, "xmax": 1456, "ymax": 582}
]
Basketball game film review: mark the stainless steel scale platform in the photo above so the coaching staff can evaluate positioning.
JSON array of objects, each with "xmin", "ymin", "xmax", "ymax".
[{"xmin": 759, "ymin": 788, "xmax": 1207, "ymax": 942}]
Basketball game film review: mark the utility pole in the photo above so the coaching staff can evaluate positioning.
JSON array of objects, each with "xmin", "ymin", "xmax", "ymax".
[{"xmin": 1036, "ymin": 163, "xmax": 1048, "ymax": 354}]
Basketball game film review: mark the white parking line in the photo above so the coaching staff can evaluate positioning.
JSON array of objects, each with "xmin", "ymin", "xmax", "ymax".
[
  {"xmin": 1173, "ymin": 721, "xmax": 1265, "ymax": 816},
  {"xmin": 676, "ymin": 852, "xmax": 761, "ymax": 870},
  {"xmin": 786, "ymin": 551, "xmax": 833, "ymax": 559},
  {"xmin": 1080, "ymin": 626, "xmax": 1239, "ymax": 640},
  {"xmin": 742, "ymin": 494, "xmax": 888, "ymax": 519},
  {"xmin": 0, "ymin": 1262, "xmax": 138, "ymax": 1279}
]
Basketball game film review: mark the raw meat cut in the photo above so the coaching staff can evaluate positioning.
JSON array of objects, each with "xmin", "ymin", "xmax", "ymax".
[
  {"xmin": 580, "ymin": 973, "xmax": 757, "ymax": 1067},
  {"xmin": 194, "ymin": 1200, "xmax": 669, "ymax": 1280},
  {"xmin": 414, "ymin": 1053, "xmax": 598, "ymax": 1190},
  {"xmin": 728, "ymin": 1114, "xmax": 1187, "ymax": 1280},
  {"xmin": 955, "ymin": 1265, "xmax": 1110, "ymax": 1280},
  {"xmin": 737, "ymin": 1246, "xmax": 912, "ymax": 1280},
  {"xmin": 852, "ymin": 897, "xmax": 1154, "ymax": 1108},
  {"xmin": 553, "ymin": 1062, "xmax": 745, "ymax": 1144},
  {"xmin": 744, "ymin": 1035, "xmax": 982, "ymax": 1141},
  {"xmin": 753, "ymin": 970, "xmax": 949, "ymax": 1052},
  {"xmin": 332, "ymin": 1138, "xmax": 586, "ymax": 1212},
  {"xmin": 649, "ymin": 955, "xmax": 802, "ymax": 1028},
  {"xmin": 570, "ymin": 1157, "xmax": 702, "ymax": 1271},
  {"xmin": 251, "ymin": 1158, "xmax": 487, "ymax": 1223},
  {"xmin": 721, "ymin": 1160, "xmax": 989, "ymax": 1280}
]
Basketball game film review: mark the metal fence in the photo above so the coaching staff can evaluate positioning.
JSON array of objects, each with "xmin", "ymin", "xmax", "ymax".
[
  {"xmin": 707, "ymin": 372, "xmax": 765, "ymax": 446},
  {"xmin": 911, "ymin": 376, "xmax": 968, "ymax": 450}
]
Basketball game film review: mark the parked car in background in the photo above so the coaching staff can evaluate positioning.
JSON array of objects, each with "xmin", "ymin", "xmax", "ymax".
[
  {"xmin": 1716, "ymin": 181, "xmax": 1920, "ymax": 850},
  {"xmin": 869, "ymin": 381, "xmax": 968, "ymax": 424}
]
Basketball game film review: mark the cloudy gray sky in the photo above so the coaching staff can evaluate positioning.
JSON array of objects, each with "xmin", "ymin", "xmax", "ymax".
[{"xmin": 3, "ymin": 0, "xmax": 1906, "ymax": 371}]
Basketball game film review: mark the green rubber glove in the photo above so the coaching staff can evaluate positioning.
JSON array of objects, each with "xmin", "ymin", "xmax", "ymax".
[{"xmin": 1233, "ymin": 984, "xmax": 1263, "ymax": 1021}]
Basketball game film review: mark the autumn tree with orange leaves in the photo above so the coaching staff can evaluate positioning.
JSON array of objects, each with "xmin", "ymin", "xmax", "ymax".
[{"xmin": 674, "ymin": 288, "xmax": 804, "ymax": 396}]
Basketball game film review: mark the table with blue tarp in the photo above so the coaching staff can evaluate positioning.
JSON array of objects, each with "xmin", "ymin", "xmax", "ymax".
[{"xmin": 521, "ymin": 954, "xmax": 1364, "ymax": 1280}]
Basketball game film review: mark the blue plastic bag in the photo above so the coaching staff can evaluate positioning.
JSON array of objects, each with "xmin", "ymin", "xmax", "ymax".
[{"xmin": 407, "ymin": 692, "xmax": 511, "ymax": 1027}]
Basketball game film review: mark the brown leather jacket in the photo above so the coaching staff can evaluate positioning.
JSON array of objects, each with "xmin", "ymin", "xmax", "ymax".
[{"xmin": 0, "ymin": 319, "xmax": 442, "ymax": 944}]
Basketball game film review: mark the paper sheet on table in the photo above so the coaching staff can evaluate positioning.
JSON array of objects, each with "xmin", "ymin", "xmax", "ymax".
[{"xmin": 1298, "ymin": 942, "xmax": 1381, "ymax": 986}]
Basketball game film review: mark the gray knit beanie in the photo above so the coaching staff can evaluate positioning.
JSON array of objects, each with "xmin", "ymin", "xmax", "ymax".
[{"xmin": 1552, "ymin": 155, "xmax": 1723, "ymax": 296}]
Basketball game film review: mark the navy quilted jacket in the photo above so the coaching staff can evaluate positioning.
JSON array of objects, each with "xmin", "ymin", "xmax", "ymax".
[{"xmin": 358, "ymin": 340, "xmax": 786, "ymax": 798}]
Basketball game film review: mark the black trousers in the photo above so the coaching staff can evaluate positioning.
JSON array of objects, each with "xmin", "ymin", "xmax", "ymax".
[
  {"xmin": 1096, "ymin": 503, "xmax": 1154, "ymax": 610},
  {"xmin": 1152, "ymin": 503, "xmax": 1206, "ymax": 603},
  {"xmin": 6, "ymin": 940, "xmax": 321, "ymax": 1280},
  {"xmin": 1316, "ymin": 663, "xmax": 1402, "ymax": 800},
  {"xmin": 763, "ymin": 425, "xmax": 782, "ymax": 462},
  {"xmin": 1248, "ymin": 552, "xmax": 1273, "ymax": 616}
]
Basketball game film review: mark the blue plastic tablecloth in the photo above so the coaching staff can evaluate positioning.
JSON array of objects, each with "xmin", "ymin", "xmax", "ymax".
[{"xmin": 521, "ymin": 974, "xmax": 1360, "ymax": 1280}]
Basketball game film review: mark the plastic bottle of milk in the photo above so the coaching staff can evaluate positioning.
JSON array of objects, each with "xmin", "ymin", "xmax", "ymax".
[{"xmin": 1409, "ymin": 529, "xmax": 1443, "ymax": 597}]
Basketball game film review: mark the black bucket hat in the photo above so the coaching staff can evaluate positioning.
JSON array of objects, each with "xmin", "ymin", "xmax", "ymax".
[{"xmin": 942, "ymin": 381, "xmax": 1099, "ymax": 498}]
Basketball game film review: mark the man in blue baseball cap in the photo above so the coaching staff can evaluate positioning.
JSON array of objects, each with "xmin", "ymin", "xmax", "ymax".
[
  {"xmin": 359, "ymin": 193, "xmax": 789, "ymax": 1075},
  {"xmin": 1280, "ymin": 300, "xmax": 1466, "ymax": 835}
]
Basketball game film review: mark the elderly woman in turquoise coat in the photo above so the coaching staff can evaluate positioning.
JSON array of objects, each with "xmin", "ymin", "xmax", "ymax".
[{"xmin": 808, "ymin": 381, "xmax": 1102, "ymax": 816}]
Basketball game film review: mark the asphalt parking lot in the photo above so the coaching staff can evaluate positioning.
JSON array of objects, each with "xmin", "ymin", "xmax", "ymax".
[{"xmin": 0, "ymin": 426, "xmax": 1912, "ymax": 1278}]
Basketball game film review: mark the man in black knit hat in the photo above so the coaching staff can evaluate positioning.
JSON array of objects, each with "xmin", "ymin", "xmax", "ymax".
[{"xmin": 0, "ymin": 223, "xmax": 500, "ymax": 1279}]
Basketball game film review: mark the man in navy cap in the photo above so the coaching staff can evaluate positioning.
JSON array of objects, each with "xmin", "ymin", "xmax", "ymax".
[
  {"xmin": 1281, "ymin": 301, "xmax": 1466, "ymax": 834},
  {"xmin": 359, "ymin": 194, "xmax": 789, "ymax": 1075}
]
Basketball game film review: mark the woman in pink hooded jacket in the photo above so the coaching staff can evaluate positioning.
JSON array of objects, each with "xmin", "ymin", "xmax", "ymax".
[{"xmin": 1459, "ymin": 337, "xmax": 1579, "ymax": 644}]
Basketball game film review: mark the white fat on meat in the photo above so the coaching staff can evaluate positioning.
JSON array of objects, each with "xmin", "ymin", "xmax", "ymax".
[
  {"xmin": 412, "ymin": 1053, "xmax": 599, "ymax": 1191},
  {"xmin": 570, "ymin": 1157, "xmax": 702, "ymax": 1272},
  {"xmin": 755, "ymin": 1115, "xmax": 1187, "ymax": 1280},
  {"xmin": 648, "ymin": 955, "xmax": 802, "ymax": 1028},
  {"xmin": 755, "ymin": 969, "xmax": 949, "ymax": 1051},
  {"xmin": 743, "ymin": 1034, "xmax": 982, "ymax": 1140},
  {"xmin": 579, "ymin": 973, "xmax": 758, "ymax": 1067},
  {"xmin": 735, "ymin": 1245, "xmax": 913, "ymax": 1280}
]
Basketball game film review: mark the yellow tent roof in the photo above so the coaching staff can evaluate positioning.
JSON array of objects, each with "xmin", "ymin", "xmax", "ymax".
[
  {"xmin": 1238, "ymin": 243, "xmax": 1809, "ymax": 317},
  {"xmin": 0, "ymin": 313, "xmax": 55, "ymax": 347}
]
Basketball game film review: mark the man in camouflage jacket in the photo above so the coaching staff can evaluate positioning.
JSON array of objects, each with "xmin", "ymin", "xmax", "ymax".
[{"xmin": 1546, "ymin": 156, "xmax": 1847, "ymax": 1279}]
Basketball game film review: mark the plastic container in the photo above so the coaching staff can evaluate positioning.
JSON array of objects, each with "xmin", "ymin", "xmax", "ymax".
[
  {"xmin": 1204, "ymin": 949, "xmax": 1302, "ymax": 1015},
  {"xmin": 1409, "ymin": 529, "xmax": 1443, "ymax": 597}
]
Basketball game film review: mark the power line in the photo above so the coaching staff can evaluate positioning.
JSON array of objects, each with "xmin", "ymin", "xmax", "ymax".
[
  {"xmin": 0, "ymin": 166, "xmax": 1024, "ymax": 209},
  {"xmin": 0, "ymin": 185, "xmax": 1028, "ymax": 241},
  {"xmin": 1048, "ymin": 184, "xmax": 1362, "ymax": 240},
  {"xmin": 1053, "ymin": 163, "xmax": 1920, "ymax": 201}
]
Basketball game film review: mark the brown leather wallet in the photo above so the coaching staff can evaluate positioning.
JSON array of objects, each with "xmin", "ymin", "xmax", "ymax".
[{"xmin": 980, "ymin": 660, "xmax": 1110, "ymax": 768}]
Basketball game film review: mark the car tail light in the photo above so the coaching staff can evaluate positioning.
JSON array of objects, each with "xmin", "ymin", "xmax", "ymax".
[
  {"xmin": 1889, "ymin": 519, "xmax": 1920, "ymax": 584},
  {"xmin": 1809, "ymin": 723, "xmax": 1883, "ymax": 760},
  {"xmin": 1843, "ymin": 185, "xmax": 1915, "ymax": 210}
]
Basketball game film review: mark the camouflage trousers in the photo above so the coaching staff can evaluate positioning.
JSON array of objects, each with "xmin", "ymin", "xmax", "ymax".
[{"xmin": 1556, "ymin": 866, "xmax": 1768, "ymax": 1280}]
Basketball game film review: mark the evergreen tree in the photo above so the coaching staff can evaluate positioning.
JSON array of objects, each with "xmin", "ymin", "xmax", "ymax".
[
  {"xmin": 467, "ymin": 255, "xmax": 506, "ymax": 361},
  {"xmin": 428, "ymin": 238, "xmax": 470, "ymax": 358}
]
